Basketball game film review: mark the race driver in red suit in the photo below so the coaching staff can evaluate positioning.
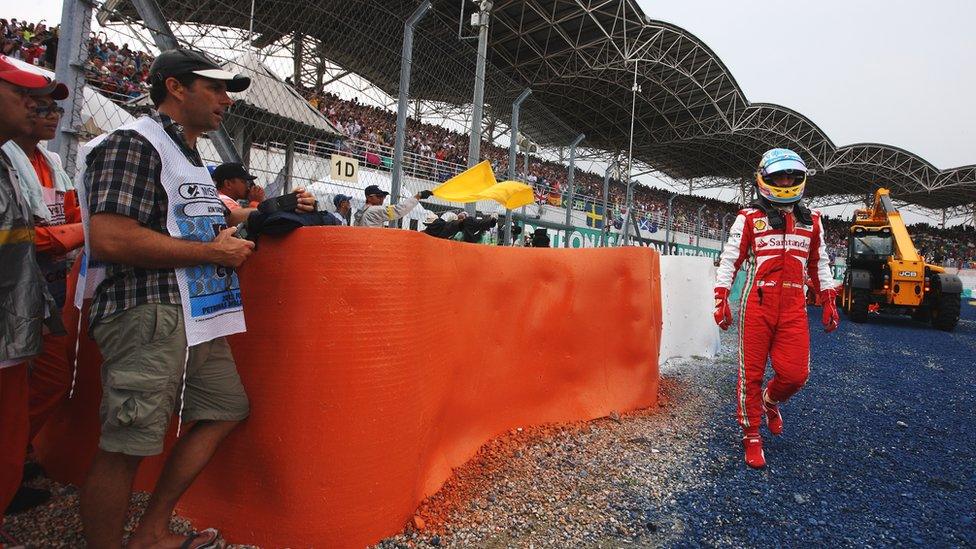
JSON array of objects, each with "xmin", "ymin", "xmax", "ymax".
[{"xmin": 713, "ymin": 148, "xmax": 840, "ymax": 469}]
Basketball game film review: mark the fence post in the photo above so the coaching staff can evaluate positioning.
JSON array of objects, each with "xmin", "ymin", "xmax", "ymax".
[
  {"xmin": 50, "ymin": 0, "xmax": 92, "ymax": 176},
  {"xmin": 600, "ymin": 161, "xmax": 616, "ymax": 247},
  {"xmin": 391, "ymin": 0, "xmax": 431, "ymax": 208},
  {"xmin": 465, "ymin": 0, "xmax": 493, "ymax": 217},
  {"xmin": 504, "ymin": 88, "xmax": 532, "ymax": 245},
  {"xmin": 665, "ymin": 194, "xmax": 680, "ymax": 255},
  {"xmin": 695, "ymin": 204, "xmax": 706, "ymax": 250},
  {"xmin": 518, "ymin": 146, "xmax": 529, "ymax": 239},
  {"xmin": 620, "ymin": 171, "xmax": 635, "ymax": 247},
  {"xmin": 720, "ymin": 212, "xmax": 732, "ymax": 245},
  {"xmin": 562, "ymin": 133, "xmax": 585, "ymax": 248},
  {"xmin": 284, "ymin": 139, "xmax": 295, "ymax": 194}
]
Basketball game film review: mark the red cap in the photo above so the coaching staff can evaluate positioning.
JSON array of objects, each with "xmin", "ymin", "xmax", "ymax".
[{"xmin": 0, "ymin": 54, "xmax": 50, "ymax": 90}]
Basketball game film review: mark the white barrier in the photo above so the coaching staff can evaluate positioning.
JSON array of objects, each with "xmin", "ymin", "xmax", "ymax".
[{"xmin": 658, "ymin": 256, "xmax": 721, "ymax": 369}]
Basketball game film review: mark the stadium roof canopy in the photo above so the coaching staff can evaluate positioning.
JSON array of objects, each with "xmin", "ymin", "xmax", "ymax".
[{"xmin": 112, "ymin": 0, "xmax": 976, "ymax": 211}]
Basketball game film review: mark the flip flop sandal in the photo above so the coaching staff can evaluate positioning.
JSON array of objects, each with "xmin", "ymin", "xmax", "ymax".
[{"xmin": 180, "ymin": 528, "xmax": 223, "ymax": 549}]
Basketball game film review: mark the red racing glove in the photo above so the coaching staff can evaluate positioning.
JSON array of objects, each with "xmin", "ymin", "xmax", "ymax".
[
  {"xmin": 820, "ymin": 288, "xmax": 839, "ymax": 333},
  {"xmin": 714, "ymin": 287, "xmax": 733, "ymax": 330}
]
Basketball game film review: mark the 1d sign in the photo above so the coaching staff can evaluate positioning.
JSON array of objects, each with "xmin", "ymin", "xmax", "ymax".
[{"xmin": 331, "ymin": 154, "xmax": 359, "ymax": 182}]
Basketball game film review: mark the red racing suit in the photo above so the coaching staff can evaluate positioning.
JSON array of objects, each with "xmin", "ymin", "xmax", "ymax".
[{"xmin": 715, "ymin": 204, "xmax": 835, "ymax": 437}]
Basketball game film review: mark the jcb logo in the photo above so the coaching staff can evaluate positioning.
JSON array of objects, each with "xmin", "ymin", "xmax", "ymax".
[{"xmin": 898, "ymin": 271, "xmax": 917, "ymax": 277}]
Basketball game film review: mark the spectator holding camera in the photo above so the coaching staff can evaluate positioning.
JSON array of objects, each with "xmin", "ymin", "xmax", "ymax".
[
  {"xmin": 353, "ymin": 184, "xmax": 432, "ymax": 227},
  {"xmin": 76, "ymin": 48, "xmax": 313, "ymax": 548}
]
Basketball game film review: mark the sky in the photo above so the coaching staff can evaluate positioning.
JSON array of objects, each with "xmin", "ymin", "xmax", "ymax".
[
  {"xmin": 7, "ymin": 0, "xmax": 974, "ymax": 223},
  {"xmin": 636, "ymin": 0, "xmax": 976, "ymax": 224},
  {"xmin": 639, "ymin": 0, "xmax": 975, "ymax": 170}
]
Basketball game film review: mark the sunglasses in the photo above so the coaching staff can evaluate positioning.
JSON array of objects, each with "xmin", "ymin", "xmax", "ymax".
[{"xmin": 35, "ymin": 104, "xmax": 65, "ymax": 117}]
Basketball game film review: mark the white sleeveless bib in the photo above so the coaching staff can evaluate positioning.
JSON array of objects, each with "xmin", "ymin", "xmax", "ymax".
[{"xmin": 74, "ymin": 116, "xmax": 245, "ymax": 346}]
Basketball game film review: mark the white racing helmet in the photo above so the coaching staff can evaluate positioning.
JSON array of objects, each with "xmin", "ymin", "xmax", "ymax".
[{"xmin": 756, "ymin": 148, "xmax": 807, "ymax": 204}]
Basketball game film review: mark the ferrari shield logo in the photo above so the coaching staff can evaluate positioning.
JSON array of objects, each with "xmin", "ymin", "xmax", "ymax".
[{"xmin": 754, "ymin": 219, "xmax": 767, "ymax": 231}]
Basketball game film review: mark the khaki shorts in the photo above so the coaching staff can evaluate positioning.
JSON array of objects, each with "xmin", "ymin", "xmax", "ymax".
[{"xmin": 92, "ymin": 303, "xmax": 249, "ymax": 456}]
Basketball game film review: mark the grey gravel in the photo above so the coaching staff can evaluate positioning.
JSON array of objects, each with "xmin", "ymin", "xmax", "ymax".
[{"xmin": 6, "ymin": 304, "xmax": 974, "ymax": 548}]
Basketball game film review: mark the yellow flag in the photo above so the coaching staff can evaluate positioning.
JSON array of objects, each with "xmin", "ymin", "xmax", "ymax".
[
  {"xmin": 432, "ymin": 161, "xmax": 496, "ymax": 202},
  {"xmin": 433, "ymin": 161, "xmax": 535, "ymax": 209},
  {"xmin": 475, "ymin": 181, "xmax": 534, "ymax": 210}
]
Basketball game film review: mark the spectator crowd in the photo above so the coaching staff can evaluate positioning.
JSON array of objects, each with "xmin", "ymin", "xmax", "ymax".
[
  {"xmin": 1, "ymin": 18, "xmax": 58, "ymax": 68},
  {"xmin": 83, "ymin": 33, "xmax": 152, "ymax": 101},
  {"xmin": 303, "ymin": 88, "xmax": 740, "ymax": 240},
  {"xmin": 2, "ymin": 18, "xmax": 152, "ymax": 101},
  {"xmin": 910, "ymin": 223, "xmax": 976, "ymax": 268}
]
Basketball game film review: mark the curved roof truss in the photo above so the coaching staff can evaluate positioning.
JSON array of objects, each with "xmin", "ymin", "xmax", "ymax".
[{"xmin": 109, "ymin": 0, "xmax": 976, "ymax": 210}]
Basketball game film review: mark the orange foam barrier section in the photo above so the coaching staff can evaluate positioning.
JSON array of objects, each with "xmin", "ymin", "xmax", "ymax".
[{"xmin": 36, "ymin": 228, "xmax": 661, "ymax": 547}]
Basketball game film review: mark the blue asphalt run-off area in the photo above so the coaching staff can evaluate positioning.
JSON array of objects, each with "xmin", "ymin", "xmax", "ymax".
[{"xmin": 668, "ymin": 301, "xmax": 976, "ymax": 547}]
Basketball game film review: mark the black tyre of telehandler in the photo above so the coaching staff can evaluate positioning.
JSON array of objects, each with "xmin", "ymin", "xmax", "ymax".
[
  {"xmin": 849, "ymin": 289, "xmax": 870, "ymax": 323},
  {"xmin": 931, "ymin": 292, "xmax": 961, "ymax": 332}
]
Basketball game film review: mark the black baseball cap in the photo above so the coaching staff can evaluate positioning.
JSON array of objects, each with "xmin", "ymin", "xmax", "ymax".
[
  {"xmin": 212, "ymin": 162, "xmax": 257, "ymax": 184},
  {"xmin": 333, "ymin": 194, "xmax": 352, "ymax": 208},
  {"xmin": 364, "ymin": 185, "xmax": 389, "ymax": 198},
  {"xmin": 149, "ymin": 48, "xmax": 250, "ymax": 93}
]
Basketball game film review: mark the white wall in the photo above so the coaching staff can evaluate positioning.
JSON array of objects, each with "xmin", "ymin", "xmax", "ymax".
[{"xmin": 658, "ymin": 256, "xmax": 721, "ymax": 369}]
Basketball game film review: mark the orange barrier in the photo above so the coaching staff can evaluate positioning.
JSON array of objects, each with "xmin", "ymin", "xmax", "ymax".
[{"xmin": 36, "ymin": 228, "xmax": 662, "ymax": 547}]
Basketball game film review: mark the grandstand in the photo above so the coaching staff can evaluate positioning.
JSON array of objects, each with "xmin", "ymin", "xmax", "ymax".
[{"xmin": 3, "ymin": 2, "xmax": 976, "ymax": 264}]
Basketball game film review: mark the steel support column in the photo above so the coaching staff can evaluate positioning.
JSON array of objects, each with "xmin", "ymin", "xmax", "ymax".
[
  {"xmin": 504, "ymin": 88, "xmax": 531, "ymax": 245},
  {"xmin": 664, "ymin": 194, "xmax": 681, "ymax": 256},
  {"xmin": 284, "ymin": 139, "xmax": 295, "ymax": 194},
  {"xmin": 50, "ymin": 0, "xmax": 93, "ymax": 176},
  {"xmin": 391, "ymin": 0, "xmax": 431, "ymax": 208},
  {"xmin": 695, "ymin": 204, "xmax": 706, "ymax": 249},
  {"xmin": 600, "ymin": 160, "xmax": 616, "ymax": 247},
  {"xmin": 620, "ymin": 168, "xmax": 635, "ymax": 247},
  {"xmin": 720, "ymin": 213, "xmax": 733, "ymax": 244},
  {"xmin": 563, "ymin": 133, "xmax": 585, "ymax": 248},
  {"xmin": 465, "ymin": 0, "xmax": 492, "ymax": 216},
  {"xmin": 518, "ymin": 147, "xmax": 529, "ymax": 241},
  {"xmin": 292, "ymin": 32, "xmax": 303, "ymax": 87}
]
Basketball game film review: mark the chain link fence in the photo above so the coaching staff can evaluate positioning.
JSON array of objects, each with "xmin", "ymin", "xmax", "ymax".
[{"xmin": 12, "ymin": 0, "xmax": 737, "ymax": 249}]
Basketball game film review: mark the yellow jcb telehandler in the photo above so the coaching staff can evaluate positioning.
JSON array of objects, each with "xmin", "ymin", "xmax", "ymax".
[{"xmin": 840, "ymin": 188, "xmax": 962, "ymax": 331}]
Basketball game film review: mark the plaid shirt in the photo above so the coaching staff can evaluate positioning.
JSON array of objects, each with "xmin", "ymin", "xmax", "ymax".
[{"xmin": 85, "ymin": 110, "xmax": 205, "ymax": 328}]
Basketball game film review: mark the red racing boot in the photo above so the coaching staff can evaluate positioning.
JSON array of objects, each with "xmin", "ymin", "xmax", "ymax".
[
  {"xmin": 762, "ymin": 388, "xmax": 784, "ymax": 436},
  {"xmin": 742, "ymin": 435, "xmax": 766, "ymax": 469}
]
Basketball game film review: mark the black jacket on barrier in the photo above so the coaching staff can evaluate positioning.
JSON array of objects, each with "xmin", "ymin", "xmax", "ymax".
[
  {"xmin": 422, "ymin": 218, "xmax": 461, "ymax": 240},
  {"xmin": 458, "ymin": 216, "xmax": 497, "ymax": 243},
  {"xmin": 244, "ymin": 210, "xmax": 342, "ymax": 242},
  {"xmin": 422, "ymin": 216, "xmax": 497, "ymax": 242}
]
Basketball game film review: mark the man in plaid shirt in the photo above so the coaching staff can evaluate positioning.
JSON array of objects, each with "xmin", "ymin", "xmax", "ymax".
[{"xmin": 79, "ymin": 48, "xmax": 314, "ymax": 548}]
